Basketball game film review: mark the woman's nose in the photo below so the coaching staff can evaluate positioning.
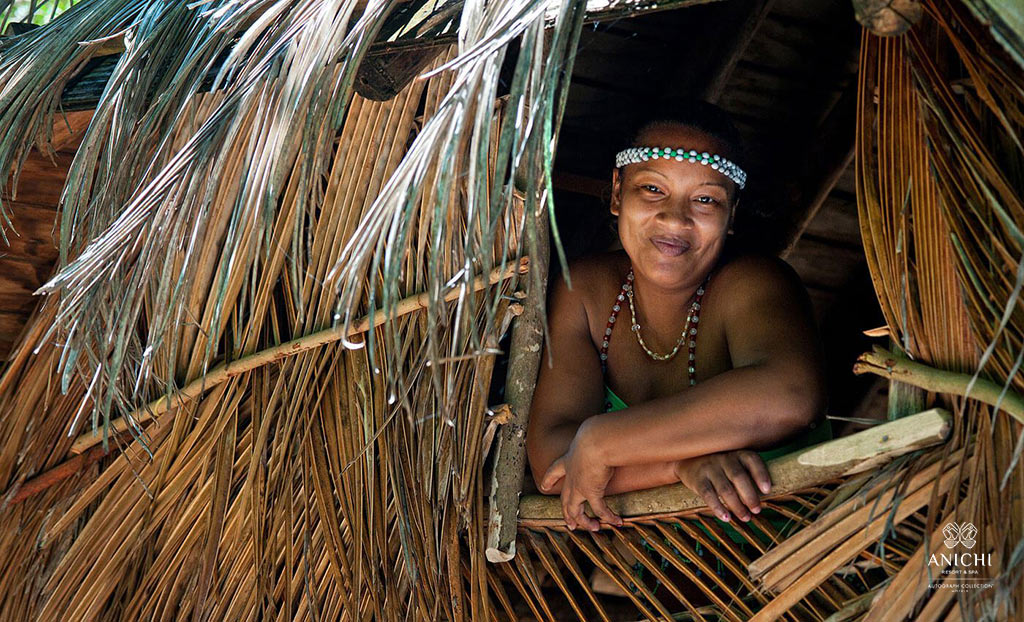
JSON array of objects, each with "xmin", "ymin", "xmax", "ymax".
[{"xmin": 655, "ymin": 202, "xmax": 696, "ymax": 228}]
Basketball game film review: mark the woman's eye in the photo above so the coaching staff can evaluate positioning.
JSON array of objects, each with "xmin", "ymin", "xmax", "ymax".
[
  {"xmin": 695, "ymin": 195, "xmax": 719, "ymax": 205},
  {"xmin": 640, "ymin": 184, "xmax": 662, "ymax": 194}
]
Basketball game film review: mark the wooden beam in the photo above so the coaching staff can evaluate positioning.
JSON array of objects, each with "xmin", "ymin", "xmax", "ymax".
[
  {"xmin": 780, "ymin": 82, "xmax": 857, "ymax": 259},
  {"xmin": 701, "ymin": 0, "xmax": 776, "ymax": 103}
]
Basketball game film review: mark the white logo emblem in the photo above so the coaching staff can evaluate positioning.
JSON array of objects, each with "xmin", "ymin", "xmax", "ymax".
[{"xmin": 942, "ymin": 522, "xmax": 977, "ymax": 549}]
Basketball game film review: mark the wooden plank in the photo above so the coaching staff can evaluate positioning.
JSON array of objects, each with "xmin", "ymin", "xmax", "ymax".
[
  {"xmin": 0, "ymin": 310, "xmax": 35, "ymax": 361},
  {"xmin": 552, "ymin": 171, "xmax": 609, "ymax": 199},
  {"xmin": 0, "ymin": 256, "xmax": 55, "ymax": 302},
  {"xmin": 49, "ymin": 109, "xmax": 95, "ymax": 153},
  {"xmin": 1, "ymin": 151, "xmax": 74, "ymax": 206},
  {"xmin": 784, "ymin": 236, "xmax": 864, "ymax": 290},
  {"xmin": 801, "ymin": 194, "xmax": 861, "ymax": 247}
]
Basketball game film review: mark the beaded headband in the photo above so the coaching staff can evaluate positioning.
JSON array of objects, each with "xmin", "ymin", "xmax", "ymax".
[{"xmin": 614, "ymin": 146, "xmax": 747, "ymax": 189}]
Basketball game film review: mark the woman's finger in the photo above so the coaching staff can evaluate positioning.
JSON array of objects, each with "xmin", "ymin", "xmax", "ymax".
[
  {"xmin": 561, "ymin": 491, "xmax": 577, "ymax": 528},
  {"xmin": 560, "ymin": 483, "xmax": 576, "ymax": 530},
  {"xmin": 566, "ymin": 494, "xmax": 596, "ymax": 531},
  {"xmin": 736, "ymin": 450, "xmax": 772, "ymax": 495},
  {"xmin": 707, "ymin": 470, "xmax": 751, "ymax": 522},
  {"xmin": 541, "ymin": 458, "xmax": 566, "ymax": 493},
  {"xmin": 586, "ymin": 493, "xmax": 623, "ymax": 529},
  {"xmin": 723, "ymin": 457, "xmax": 762, "ymax": 514},
  {"xmin": 695, "ymin": 478, "xmax": 732, "ymax": 522}
]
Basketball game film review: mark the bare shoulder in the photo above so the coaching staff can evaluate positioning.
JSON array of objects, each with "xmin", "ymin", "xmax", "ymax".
[
  {"xmin": 545, "ymin": 251, "xmax": 628, "ymax": 345},
  {"xmin": 549, "ymin": 251, "xmax": 628, "ymax": 308},
  {"xmin": 711, "ymin": 253, "xmax": 806, "ymax": 302}
]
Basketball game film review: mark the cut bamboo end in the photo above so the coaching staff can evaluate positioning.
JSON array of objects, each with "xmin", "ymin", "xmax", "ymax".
[{"xmin": 517, "ymin": 408, "xmax": 952, "ymax": 525}]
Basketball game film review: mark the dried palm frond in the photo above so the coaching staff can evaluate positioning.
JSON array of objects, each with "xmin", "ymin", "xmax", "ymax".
[
  {"xmin": 1, "ymin": 0, "xmax": 1022, "ymax": 619},
  {"xmin": 0, "ymin": 0, "xmax": 584, "ymax": 619},
  {"xmin": 853, "ymin": 0, "xmax": 1024, "ymax": 618}
]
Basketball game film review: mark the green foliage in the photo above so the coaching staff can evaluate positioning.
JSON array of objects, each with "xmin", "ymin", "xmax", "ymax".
[{"xmin": 1, "ymin": 0, "xmax": 79, "ymax": 33}]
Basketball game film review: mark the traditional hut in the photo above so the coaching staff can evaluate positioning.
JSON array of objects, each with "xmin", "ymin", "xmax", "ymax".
[{"xmin": 0, "ymin": 0, "xmax": 1020, "ymax": 620}]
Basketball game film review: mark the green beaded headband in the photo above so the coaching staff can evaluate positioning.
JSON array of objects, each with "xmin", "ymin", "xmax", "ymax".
[{"xmin": 615, "ymin": 146, "xmax": 747, "ymax": 189}]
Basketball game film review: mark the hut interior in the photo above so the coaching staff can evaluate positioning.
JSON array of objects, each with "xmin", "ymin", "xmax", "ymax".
[{"xmin": 1, "ymin": 0, "xmax": 1022, "ymax": 620}]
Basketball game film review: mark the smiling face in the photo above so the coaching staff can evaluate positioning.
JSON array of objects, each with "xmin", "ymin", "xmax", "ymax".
[{"xmin": 611, "ymin": 123, "xmax": 740, "ymax": 291}]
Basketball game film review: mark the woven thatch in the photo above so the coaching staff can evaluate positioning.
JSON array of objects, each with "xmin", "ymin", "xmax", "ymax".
[{"xmin": 0, "ymin": 0, "xmax": 1021, "ymax": 620}]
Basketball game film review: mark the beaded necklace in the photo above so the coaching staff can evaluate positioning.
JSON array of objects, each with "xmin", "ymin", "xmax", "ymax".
[{"xmin": 599, "ymin": 268, "xmax": 710, "ymax": 387}]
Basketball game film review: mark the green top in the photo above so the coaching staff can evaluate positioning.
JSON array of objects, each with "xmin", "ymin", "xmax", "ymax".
[{"xmin": 603, "ymin": 384, "xmax": 833, "ymax": 544}]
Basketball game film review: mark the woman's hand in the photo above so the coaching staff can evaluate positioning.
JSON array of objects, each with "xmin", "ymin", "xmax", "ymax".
[
  {"xmin": 673, "ymin": 450, "xmax": 772, "ymax": 522},
  {"xmin": 539, "ymin": 421, "xmax": 623, "ymax": 531}
]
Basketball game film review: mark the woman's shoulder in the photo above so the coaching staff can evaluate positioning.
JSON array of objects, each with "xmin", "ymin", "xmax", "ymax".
[
  {"xmin": 709, "ymin": 252, "xmax": 814, "ymax": 333},
  {"xmin": 547, "ymin": 251, "xmax": 629, "ymax": 328},
  {"xmin": 713, "ymin": 251, "xmax": 803, "ymax": 294}
]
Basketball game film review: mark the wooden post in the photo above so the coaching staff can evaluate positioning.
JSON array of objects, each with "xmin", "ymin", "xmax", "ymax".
[{"xmin": 485, "ymin": 194, "xmax": 550, "ymax": 563}]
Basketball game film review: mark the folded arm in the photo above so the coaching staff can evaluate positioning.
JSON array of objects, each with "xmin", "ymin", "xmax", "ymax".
[
  {"xmin": 526, "ymin": 255, "xmax": 827, "ymax": 529},
  {"xmin": 580, "ymin": 255, "xmax": 827, "ymax": 468}
]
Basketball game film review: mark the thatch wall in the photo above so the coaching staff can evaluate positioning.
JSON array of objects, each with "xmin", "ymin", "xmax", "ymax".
[{"xmin": 0, "ymin": 0, "xmax": 1021, "ymax": 620}]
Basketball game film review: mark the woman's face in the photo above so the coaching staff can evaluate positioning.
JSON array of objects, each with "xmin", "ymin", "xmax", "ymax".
[{"xmin": 611, "ymin": 123, "xmax": 739, "ymax": 291}]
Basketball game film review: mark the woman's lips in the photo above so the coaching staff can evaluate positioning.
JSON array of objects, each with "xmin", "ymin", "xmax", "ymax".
[{"xmin": 650, "ymin": 236, "xmax": 691, "ymax": 256}]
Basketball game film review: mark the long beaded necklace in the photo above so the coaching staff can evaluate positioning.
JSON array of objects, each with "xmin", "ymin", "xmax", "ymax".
[{"xmin": 599, "ymin": 268, "xmax": 709, "ymax": 387}]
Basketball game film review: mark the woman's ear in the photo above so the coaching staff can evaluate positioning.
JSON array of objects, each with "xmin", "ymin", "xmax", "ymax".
[{"xmin": 610, "ymin": 168, "xmax": 621, "ymax": 217}]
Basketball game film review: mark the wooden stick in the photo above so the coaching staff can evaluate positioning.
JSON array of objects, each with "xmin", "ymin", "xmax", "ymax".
[
  {"xmin": 516, "ymin": 407, "xmax": 952, "ymax": 525},
  {"xmin": 854, "ymin": 344, "xmax": 1024, "ymax": 425},
  {"xmin": 5, "ymin": 444, "xmax": 107, "ymax": 506},
  {"xmin": 486, "ymin": 195, "xmax": 551, "ymax": 562},
  {"xmin": 69, "ymin": 257, "xmax": 529, "ymax": 455}
]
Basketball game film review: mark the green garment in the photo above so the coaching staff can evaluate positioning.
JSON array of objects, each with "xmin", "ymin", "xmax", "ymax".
[{"xmin": 602, "ymin": 384, "xmax": 833, "ymax": 544}]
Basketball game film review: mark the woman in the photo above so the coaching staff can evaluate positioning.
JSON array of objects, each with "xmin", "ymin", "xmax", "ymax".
[{"xmin": 526, "ymin": 101, "xmax": 832, "ymax": 536}]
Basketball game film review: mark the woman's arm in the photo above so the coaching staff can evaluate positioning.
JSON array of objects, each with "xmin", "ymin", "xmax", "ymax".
[
  {"xmin": 583, "ymin": 255, "xmax": 827, "ymax": 466},
  {"xmin": 526, "ymin": 258, "xmax": 692, "ymax": 495},
  {"xmin": 525, "ymin": 260, "xmax": 606, "ymax": 490},
  {"xmin": 545, "ymin": 255, "xmax": 827, "ymax": 529}
]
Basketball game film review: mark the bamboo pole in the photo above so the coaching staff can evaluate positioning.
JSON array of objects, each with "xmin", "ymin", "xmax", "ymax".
[
  {"xmin": 69, "ymin": 257, "xmax": 530, "ymax": 455},
  {"xmin": 5, "ymin": 258, "xmax": 530, "ymax": 507},
  {"xmin": 516, "ymin": 407, "xmax": 952, "ymax": 524},
  {"xmin": 854, "ymin": 344, "xmax": 1024, "ymax": 424}
]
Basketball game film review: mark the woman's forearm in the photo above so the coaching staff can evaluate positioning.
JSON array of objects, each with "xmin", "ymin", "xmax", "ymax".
[
  {"xmin": 530, "ymin": 420, "xmax": 678, "ymax": 495},
  {"xmin": 584, "ymin": 362, "xmax": 822, "ymax": 468}
]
